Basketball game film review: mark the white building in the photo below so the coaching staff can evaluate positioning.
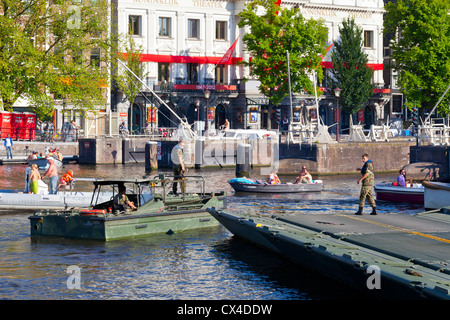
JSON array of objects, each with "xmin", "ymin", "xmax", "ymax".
[{"xmin": 113, "ymin": 0, "xmax": 389, "ymax": 134}]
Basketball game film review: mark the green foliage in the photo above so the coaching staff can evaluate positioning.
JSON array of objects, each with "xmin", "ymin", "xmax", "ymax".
[
  {"xmin": 330, "ymin": 18, "xmax": 375, "ymax": 115},
  {"xmin": 113, "ymin": 35, "xmax": 148, "ymax": 108},
  {"xmin": 384, "ymin": 0, "xmax": 450, "ymax": 114},
  {"xmin": 238, "ymin": 0, "xmax": 328, "ymax": 106},
  {"xmin": 0, "ymin": 0, "xmax": 113, "ymax": 115}
]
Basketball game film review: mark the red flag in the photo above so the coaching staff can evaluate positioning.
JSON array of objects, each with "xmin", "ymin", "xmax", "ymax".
[
  {"xmin": 216, "ymin": 37, "xmax": 239, "ymax": 65},
  {"xmin": 319, "ymin": 43, "xmax": 334, "ymax": 60}
]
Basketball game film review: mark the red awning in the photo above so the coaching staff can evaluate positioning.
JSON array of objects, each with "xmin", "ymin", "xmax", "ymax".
[{"xmin": 139, "ymin": 54, "xmax": 242, "ymax": 65}]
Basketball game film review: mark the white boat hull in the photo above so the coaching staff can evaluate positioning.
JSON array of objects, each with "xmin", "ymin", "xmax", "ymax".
[
  {"xmin": 0, "ymin": 190, "xmax": 113, "ymax": 210},
  {"xmin": 422, "ymin": 181, "xmax": 450, "ymax": 210}
]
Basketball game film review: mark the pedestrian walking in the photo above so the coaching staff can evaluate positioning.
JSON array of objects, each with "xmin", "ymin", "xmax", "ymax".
[
  {"xmin": 356, "ymin": 153, "xmax": 377, "ymax": 215},
  {"xmin": 4, "ymin": 134, "xmax": 13, "ymax": 159}
]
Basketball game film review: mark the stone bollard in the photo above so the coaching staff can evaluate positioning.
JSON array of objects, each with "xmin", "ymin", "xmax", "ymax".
[
  {"xmin": 236, "ymin": 143, "xmax": 252, "ymax": 177},
  {"xmin": 145, "ymin": 141, "xmax": 158, "ymax": 172}
]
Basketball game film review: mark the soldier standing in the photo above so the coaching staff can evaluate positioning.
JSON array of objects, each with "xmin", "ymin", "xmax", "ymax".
[
  {"xmin": 171, "ymin": 139, "xmax": 186, "ymax": 195},
  {"xmin": 356, "ymin": 153, "xmax": 377, "ymax": 215}
]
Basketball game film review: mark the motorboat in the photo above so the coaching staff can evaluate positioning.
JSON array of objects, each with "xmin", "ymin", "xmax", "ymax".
[
  {"xmin": 374, "ymin": 182, "xmax": 424, "ymax": 204},
  {"xmin": 29, "ymin": 175, "xmax": 227, "ymax": 240},
  {"xmin": 28, "ymin": 157, "xmax": 63, "ymax": 170},
  {"xmin": 0, "ymin": 179, "xmax": 112, "ymax": 211},
  {"xmin": 228, "ymin": 177, "xmax": 323, "ymax": 193}
]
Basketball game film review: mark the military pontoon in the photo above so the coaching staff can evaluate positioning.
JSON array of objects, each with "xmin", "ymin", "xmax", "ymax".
[{"xmin": 29, "ymin": 175, "xmax": 226, "ymax": 240}]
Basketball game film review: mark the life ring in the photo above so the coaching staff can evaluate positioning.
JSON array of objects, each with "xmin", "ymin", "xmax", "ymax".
[{"xmin": 80, "ymin": 209, "xmax": 106, "ymax": 216}]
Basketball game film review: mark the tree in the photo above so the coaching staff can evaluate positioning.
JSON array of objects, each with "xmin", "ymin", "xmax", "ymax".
[
  {"xmin": 384, "ymin": 0, "xmax": 450, "ymax": 114},
  {"xmin": 330, "ymin": 18, "xmax": 375, "ymax": 115},
  {"xmin": 114, "ymin": 35, "xmax": 148, "ymax": 133},
  {"xmin": 0, "ymin": 0, "xmax": 113, "ymax": 119},
  {"xmin": 238, "ymin": 0, "xmax": 328, "ymax": 108}
]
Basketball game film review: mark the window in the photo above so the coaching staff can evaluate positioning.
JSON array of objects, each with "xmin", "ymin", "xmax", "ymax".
[
  {"xmin": 364, "ymin": 30, "xmax": 373, "ymax": 48},
  {"xmin": 215, "ymin": 65, "xmax": 225, "ymax": 84},
  {"xmin": 72, "ymin": 49, "xmax": 83, "ymax": 65},
  {"xmin": 188, "ymin": 19, "xmax": 200, "ymax": 39},
  {"xmin": 158, "ymin": 63, "xmax": 170, "ymax": 83},
  {"xmin": 90, "ymin": 48, "xmax": 100, "ymax": 68},
  {"xmin": 159, "ymin": 17, "xmax": 171, "ymax": 37},
  {"xmin": 187, "ymin": 63, "xmax": 199, "ymax": 84},
  {"xmin": 216, "ymin": 21, "xmax": 226, "ymax": 40},
  {"xmin": 129, "ymin": 15, "xmax": 142, "ymax": 36},
  {"xmin": 54, "ymin": 46, "xmax": 64, "ymax": 65}
]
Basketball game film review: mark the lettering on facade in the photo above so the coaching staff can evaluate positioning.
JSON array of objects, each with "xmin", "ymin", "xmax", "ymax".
[
  {"xmin": 192, "ymin": 0, "xmax": 223, "ymax": 8},
  {"xmin": 133, "ymin": 0, "xmax": 180, "ymax": 5},
  {"xmin": 301, "ymin": 7, "xmax": 373, "ymax": 20},
  {"xmin": 302, "ymin": 7, "xmax": 337, "ymax": 17},
  {"xmin": 132, "ymin": 0, "xmax": 223, "ymax": 7}
]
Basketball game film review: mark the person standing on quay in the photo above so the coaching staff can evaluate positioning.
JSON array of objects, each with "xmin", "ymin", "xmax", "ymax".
[
  {"xmin": 4, "ymin": 134, "xmax": 13, "ymax": 159},
  {"xmin": 171, "ymin": 139, "xmax": 186, "ymax": 195},
  {"xmin": 43, "ymin": 158, "xmax": 58, "ymax": 194},
  {"xmin": 356, "ymin": 153, "xmax": 377, "ymax": 215}
]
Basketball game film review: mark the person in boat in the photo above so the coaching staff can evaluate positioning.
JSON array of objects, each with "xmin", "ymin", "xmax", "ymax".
[
  {"xmin": 267, "ymin": 171, "xmax": 281, "ymax": 184},
  {"xmin": 29, "ymin": 164, "xmax": 41, "ymax": 194},
  {"xmin": 27, "ymin": 151, "xmax": 38, "ymax": 160},
  {"xmin": 356, "ymin": 153, "xmax": 376, "ymax": 215},
  {"xmin": 171, "ymin": 139, "xmax": 186, "ymax": 195},
  {"xmin": 57, "ymin": 170, "xmax": 74, "ymax": 190},
  {"xmin": 396, "ymin": 169, "xmax": 413, "ymax": 187},
  {"xmin": 114, "ymin": 185, "xmax": 137, "ymax": 211},
  {"xmin": 295, "ymin": 166, "xmax": 312, "ymax": 184},
  {"xmin": 42, "ymin": 158, "xmax": 58, "ymax": 195},
  {"xmin": 47, "ymin": 148, "xmax": 63, "ymax": 161}
]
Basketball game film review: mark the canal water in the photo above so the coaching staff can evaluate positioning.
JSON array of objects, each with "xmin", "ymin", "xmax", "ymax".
[{"xmin": 0, "ymin": 163, "xmax": 424, "ymax": 300}]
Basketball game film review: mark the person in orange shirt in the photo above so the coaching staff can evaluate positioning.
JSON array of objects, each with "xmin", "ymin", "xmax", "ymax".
[{"xmin": 57, "ymin": 170, "xmax": 74, "ymax": 190}]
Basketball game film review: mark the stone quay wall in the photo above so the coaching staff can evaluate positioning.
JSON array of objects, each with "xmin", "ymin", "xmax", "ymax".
[
  {"xmin": 278, "ymin": 141, "xmax": 416, "ymax": 176},
  {"xmin": 5, "ymin": 138, "xmax": 447, "ymax": 180}
]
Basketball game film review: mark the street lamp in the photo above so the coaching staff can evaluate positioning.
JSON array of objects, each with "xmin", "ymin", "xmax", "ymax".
[
  {"xmin": 334, "ymin": 87, "xmax": 342, "ymax": 142},
  {"xmin": 204, "ymin": 90, "xmax": 210, "ymax": 134}
]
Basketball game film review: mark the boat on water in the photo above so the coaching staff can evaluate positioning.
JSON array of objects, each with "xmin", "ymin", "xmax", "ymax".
[
  {"xmin": 228, "ymin": 177, "xmax": 323, "ymax": 193},
  {"xmin": 374, "ymin": 183, "xmax": 424, "ymax": 204},
  {"xmin": 29, "ymin": 175, "xmax": 226, "ymax": 240},
  {"xmin": 28, "ymin": 157, "xmax": 63, "ymax": 170},
  {"xmin": 0, "ymin": 179, "xmax": 112, "ymax": 211},
  {"xmin": 422, "ymin": 181, "xmax": 450, "ymax": 210}
]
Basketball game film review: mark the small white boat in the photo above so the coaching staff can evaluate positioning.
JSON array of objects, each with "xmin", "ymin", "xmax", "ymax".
[
  {"xmin": 422, "ymin": 181, "xmax": 450, "ymax": 210},
  {"xmin": 0, "ymin": 180, "xmax": 112, "ymax": 211}
]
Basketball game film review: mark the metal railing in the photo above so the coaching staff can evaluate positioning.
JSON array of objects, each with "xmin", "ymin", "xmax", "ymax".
[{"xmin": 0, "ymin": 127, "xmax": 83, "ymax": 142}]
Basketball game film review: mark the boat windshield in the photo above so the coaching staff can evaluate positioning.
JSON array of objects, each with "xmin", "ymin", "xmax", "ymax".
[{"xmin": 139, "ymin": 185, "xmax": 153, "ymax": 206}]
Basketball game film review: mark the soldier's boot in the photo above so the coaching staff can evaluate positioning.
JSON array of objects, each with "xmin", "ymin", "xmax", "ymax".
[
  {"xmin": 355, "ymin": 207, "xmax": 363, "ymax": 215},
  {"xmin": 371, "ymin": 207, "xmax": 377, "ymax": 215}
]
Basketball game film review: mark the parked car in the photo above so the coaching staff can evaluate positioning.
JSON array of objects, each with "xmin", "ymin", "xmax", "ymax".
[{"xmin": 209, "ymin": 129, "xmax": 277, "ymax": 140}]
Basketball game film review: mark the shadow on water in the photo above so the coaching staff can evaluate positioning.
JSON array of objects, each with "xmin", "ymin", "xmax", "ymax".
[{"xmin": 211, "ymin": 236, "xmax": 374, "ymax": 300}]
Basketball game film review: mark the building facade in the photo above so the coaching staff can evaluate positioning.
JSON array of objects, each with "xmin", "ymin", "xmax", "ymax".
[{"xmin": 113, "ymin": 0, "xmax": 390, "ymax": 135}]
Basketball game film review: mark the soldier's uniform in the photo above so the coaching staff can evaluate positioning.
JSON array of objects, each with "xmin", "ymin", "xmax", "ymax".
[{"xmin": 357, "ymin": 159, "xmax": 376, "ymax": 215}]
